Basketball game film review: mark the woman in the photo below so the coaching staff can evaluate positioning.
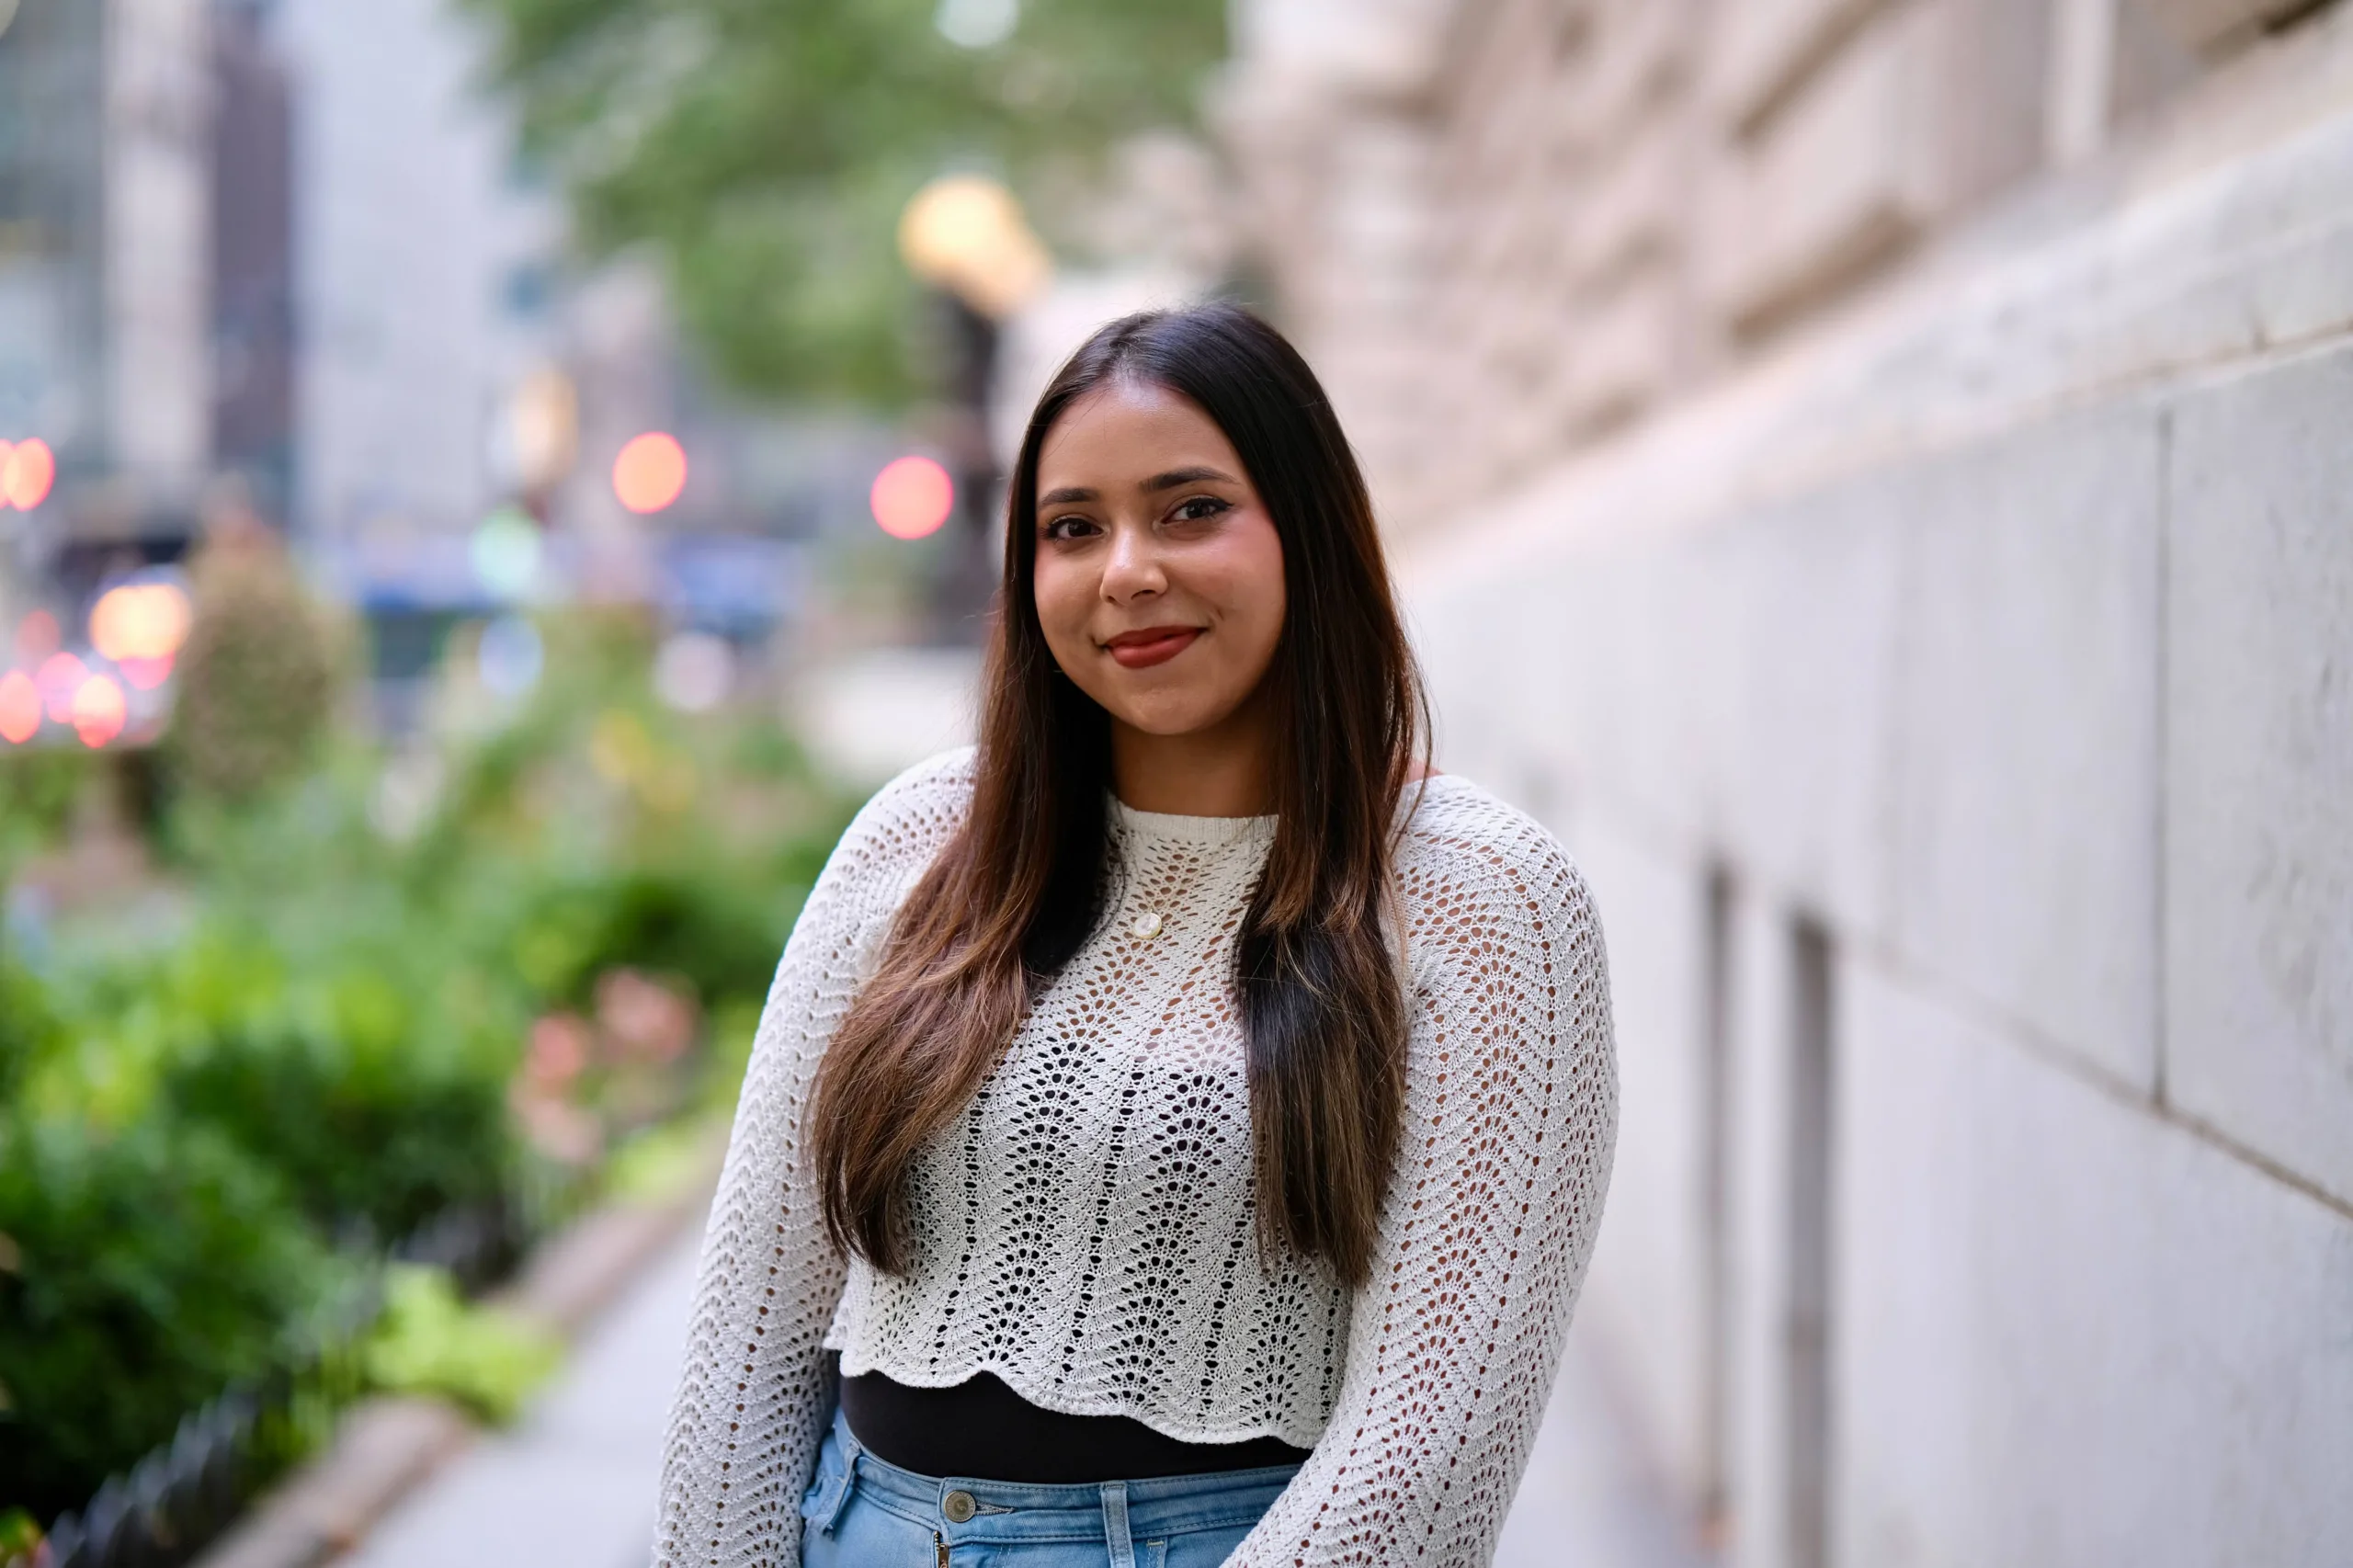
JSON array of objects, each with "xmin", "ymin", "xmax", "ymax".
[{"xmin": 654, "ymin": 303, "xmax": 1616, "ymax": 1567}]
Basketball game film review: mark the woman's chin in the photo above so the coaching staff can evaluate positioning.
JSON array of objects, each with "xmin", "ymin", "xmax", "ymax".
[{"xmin": 1103, "ymin": 697, "xmax": 1244, "ymax": 742}]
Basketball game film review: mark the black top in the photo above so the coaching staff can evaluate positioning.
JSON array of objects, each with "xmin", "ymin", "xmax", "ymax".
[{"xmin": 837, "ymin": 1364, "xmax": 1313, "ymax": 1484}]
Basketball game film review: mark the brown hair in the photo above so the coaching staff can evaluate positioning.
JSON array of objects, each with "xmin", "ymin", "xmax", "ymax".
[{"xmin": 808, "ymin": 302, "xmax": 1428, "ymax": 1284}]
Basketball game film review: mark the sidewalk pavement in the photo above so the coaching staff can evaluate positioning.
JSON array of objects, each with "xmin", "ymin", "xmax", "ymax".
[
  {"xmin": 337, "ymin": 1227, "xmax": 703, "ymax": 1568},
  {"xmin": 336, "ymin": 1233, "xmax": 1708, "ymax": 1568}
]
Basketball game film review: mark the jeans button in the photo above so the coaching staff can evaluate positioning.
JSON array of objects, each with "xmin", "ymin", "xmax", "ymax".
[{"xmin": 942, "ymin": 1489, "xmax": 977, "ymax": 1524}]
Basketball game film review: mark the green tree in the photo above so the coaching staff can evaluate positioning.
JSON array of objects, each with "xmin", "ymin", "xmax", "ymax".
[{"xmin": 461, "ymin": 0, "xmax": 1227, "ymax": 405}]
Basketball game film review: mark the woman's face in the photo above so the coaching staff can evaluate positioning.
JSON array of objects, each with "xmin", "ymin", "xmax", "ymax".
[{"xmin": 1030, "ymin": 380, "xmax": 1287, "ymax": 742}]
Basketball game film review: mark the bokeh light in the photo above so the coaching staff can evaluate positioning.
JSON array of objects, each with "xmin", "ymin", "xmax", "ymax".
[
  {"xmin": 471, "ymin": 506, "xmax": 543, "ymax": 599},
  {"xmin": 37, "ymin": 651, "xmax": 87, "ymax": 722},
  {"xmin": 91, "ymin": 581, "xmax": 193, "ymax": 664},
  {"xmin": 506, "ymin": 368, "xmax": 580, "ymax": 493},
  {"xmin": 71, "ymin": 673, "xmax": 126, "ymax": 747},
  {"xmin": 896, "ymin": 176, "xmax": 1051, "ymax": 319},
  {"xmin": 612, "ymin": 432, "xmax": 688, "ymax": 515},
  {"xmin": 119, "ymin": 654, "xmax": 175, "ymax": 691},
  {"xmin": 870, "ymin": 455, "xmax": 955, "ymax": 540},
  {"xmin": 936, "ymin": 0, "xmax": 1017, "ymax": 49},
  {"xmin": 12, "ymin": 608, "xmax": 59, "ymax": 663},
  {"xmin": 0, "ymin": 437, "xmax": 56, "ymax": 510},
  {"xmin": 0, "ymin": 669, "xmax": 37, "ymax": 744},
  {"xmin": 653, "ymin": 631, "xmax": 733, "ymax": 713}
]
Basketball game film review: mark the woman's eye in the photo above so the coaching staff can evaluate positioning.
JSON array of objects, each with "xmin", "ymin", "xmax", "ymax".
[
  {"xmin": 1171, "ymin": 496, "xmax": 1229, "ymax": 523},
  {"xmin": 1042, "ymin": 516, "xmax": 1097, "ymax": 541}
]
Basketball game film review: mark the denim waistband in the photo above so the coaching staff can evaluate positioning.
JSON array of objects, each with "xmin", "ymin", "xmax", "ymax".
[{"xmin": 810, "ymin": 1403, "xmax": 1302, "ymax": 1549}]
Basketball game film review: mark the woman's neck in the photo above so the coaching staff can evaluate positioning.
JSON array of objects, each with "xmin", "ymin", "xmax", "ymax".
[{"xmin": 1108, "ymin": 705, "xmax": 1275, "ymax": 818}]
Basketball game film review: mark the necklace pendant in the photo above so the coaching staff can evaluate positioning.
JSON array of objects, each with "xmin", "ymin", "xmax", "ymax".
[{"xmin": 1128, "ymin": 910, "xmax": 1164, "ymax": 940}]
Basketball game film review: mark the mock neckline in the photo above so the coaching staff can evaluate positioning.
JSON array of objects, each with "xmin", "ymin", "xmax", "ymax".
[
  {"xmin": 1107, "ymin": 775, "xmax": 1463, "ymax": 848},
  {"xmin": 1108, "ymin": 795, "xmax": 1279, "ymax": 847}
]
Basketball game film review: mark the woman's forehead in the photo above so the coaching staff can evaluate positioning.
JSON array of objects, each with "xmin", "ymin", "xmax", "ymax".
[{"xmin": 1039, "ymin": 381, "xmax": 1242, "ymax": 482}]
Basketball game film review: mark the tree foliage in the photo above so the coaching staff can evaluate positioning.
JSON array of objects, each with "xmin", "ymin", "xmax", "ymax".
[{"xmin": 460, "ymin": 0, "xmax": 1228, "ymax": 405}]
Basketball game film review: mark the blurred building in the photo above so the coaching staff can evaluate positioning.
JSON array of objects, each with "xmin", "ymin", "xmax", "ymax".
[
  {"xmin": 210, "ymin": 0, "xmax": 297, "ymax": 513},
  {"xmin": 268, "ymin": 0, "xmax": 573, "ymax": 704},
  {"xmin": 1222, "ymin": 3, "xmax": 2353, "ymax": 1566},
  {"xmin": 0, "ymin": 0, "xmax": 220, "ymax": 615}
]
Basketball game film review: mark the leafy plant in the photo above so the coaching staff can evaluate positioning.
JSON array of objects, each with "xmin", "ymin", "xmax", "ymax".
[
  {"xmin": 170, "ymin": 533, "xmax": 336, "ymax": 803},
  {"xmin": 165, "ymin": 1017, "xmax": 516, "ymax": 1246},
  {"xmin": 460, "ymin": 0, "xmax": 1228, "ymax": 404},
  {"xmin": 0, "ymin": 746, "xmax": 89, "ymax": 876},
  {"xmin": 0, "ymin": 1116, "xmax": 339, "ymax": 1521},
  {"xmin": 359, "ymin": 1265, "xmax": 559, "ymax": 1426},
  {"xmin": 0, "ymin": 960, "xmax": 58, "ymax": 1107},
  {"xmin": 2, "ymin": 606, "xmax": 862, "ymax": 1527}
]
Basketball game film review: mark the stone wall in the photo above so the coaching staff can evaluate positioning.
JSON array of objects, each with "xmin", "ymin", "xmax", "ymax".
[{"xmin": 1222, "ymin": 4, "xmax": 2353, "ymax": 1565}]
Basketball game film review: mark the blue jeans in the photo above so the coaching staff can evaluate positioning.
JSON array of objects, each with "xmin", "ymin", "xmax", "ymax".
[{"xmin": 800, "ymin": 1405, "xmax": 1302, "ymax": 1566}]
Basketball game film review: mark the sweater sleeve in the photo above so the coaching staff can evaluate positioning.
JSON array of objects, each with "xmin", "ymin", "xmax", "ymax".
[
  {"xmin": 651, "ymin": 749, "xmax": 973, "ymax": 1568},
  {"xmin": 1227, "ymin": 805, "xmax": 1620, "ymax": 1566}
]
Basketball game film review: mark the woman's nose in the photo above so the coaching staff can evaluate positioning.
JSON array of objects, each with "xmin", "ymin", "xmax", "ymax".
[{"xmin": 1100, "ymin": 523, "xmax": 1165, "ymax": 600}]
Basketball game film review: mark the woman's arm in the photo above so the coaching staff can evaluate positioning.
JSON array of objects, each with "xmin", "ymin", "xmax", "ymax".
[
  {"xmin": 650, "ymin": 751, "xmax": 972, "ymax": 1568},
  {"xmin": 1229, "ymin": 817, "xmax": 1619, "ymax": 1566}
]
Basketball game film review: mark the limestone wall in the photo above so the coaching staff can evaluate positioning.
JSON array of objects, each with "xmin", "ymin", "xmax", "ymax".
[{"xmin": 1223, "ymin": 4, "xmax": 2353, "ymax": 1564}]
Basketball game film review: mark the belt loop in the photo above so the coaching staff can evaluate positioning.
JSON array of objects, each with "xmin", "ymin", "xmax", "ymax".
[
  {"xmin": 813, "ymin": 1411, "xmax": 862, "ymax": 1535},
  {"xmin": 1101, "ymin": 1481, "xmax": 1135, "ymax": 1568}
]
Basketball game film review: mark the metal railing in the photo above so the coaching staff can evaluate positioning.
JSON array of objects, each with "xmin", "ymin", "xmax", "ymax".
[{"xmin": 38, "ymin": 1201, "xmax": 518, "ymax": 1568}]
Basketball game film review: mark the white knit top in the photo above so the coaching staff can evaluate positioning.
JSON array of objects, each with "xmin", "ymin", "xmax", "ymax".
[{"xmin": 654, "ymin": 748, "xmax": 1617, "ymax": 1566}]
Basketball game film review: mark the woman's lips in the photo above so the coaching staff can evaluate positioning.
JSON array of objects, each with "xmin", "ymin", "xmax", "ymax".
[{"xmin": 1104, "ymin": 627, "xmax": 1202, "ymax": 669}]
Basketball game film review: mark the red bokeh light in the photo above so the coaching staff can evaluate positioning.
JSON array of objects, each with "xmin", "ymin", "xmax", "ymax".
[
  {"xmin": 612, "ymin": 432, "xmax": 688, "ymax": 515},
  {"xmin": 37, "ymin": 652, "xmax": 87, "ymax": 722},
  {"xmin": 1, "ymin": 438, "xmax": 56, "ymax": 511},
  {"xmin": 0, "ymin": 670, "xmax": 38, "ymax": 744},
  {"xmin": 119, "ymin": 653, "xmax": 176, "ymax": 691},
  {"xmin": 870, "ymin": 455, "xmax": 955, "ymax": 540},
  {"xmin": 72, "ymin": 674, "xmax": 126, "ymax": 748},
  {"xmin": 13, "ymin": 608, "xmax": 59, "ymax": 664}
]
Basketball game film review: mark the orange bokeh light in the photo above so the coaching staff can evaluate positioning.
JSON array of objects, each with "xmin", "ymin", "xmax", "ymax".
[
  {"xmin": 612, "ymin": 432, "xmax": 688, "ymax": 515},
  {"xmin": 870, "ymin": 455, "xmax": 955, "ymax": 540},
  {"xmin": 1, "ymin": 437, "xmax": 56, "ymax": 511},
  {"xmin": 72, "ymin": 674, "xmax": 126, "ymax": 747},
  {"xmin": 37, "ymin": 652, "xmax": 87, "ymax": 722},
  {"xmin": 91, "ymin": 582, "xmax": 193, "ymax": 664},
  {"xmin": 0, "ymin": 670, "xmax": 38, "ymax": 744}
]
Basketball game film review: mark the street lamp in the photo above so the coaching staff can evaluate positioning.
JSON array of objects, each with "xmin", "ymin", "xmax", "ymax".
[
  {"xmin": 896, "ymin": 176, "xmax": 1051, "ymax": 628},
  {"xmin": 897, "ymin": 175, "xmax": 1051, "ymax": 321}
]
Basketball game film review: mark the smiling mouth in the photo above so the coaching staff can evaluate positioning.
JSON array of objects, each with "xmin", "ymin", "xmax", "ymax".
[{"xmin": 1102, "ymin": 626, "xmax": 1202, "ymax": 670}]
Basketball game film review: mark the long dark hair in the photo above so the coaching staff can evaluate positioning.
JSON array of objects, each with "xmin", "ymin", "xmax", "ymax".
[{"xmin": 809, "ymin": 302, "xmax": 1429, "ymax": 1285}]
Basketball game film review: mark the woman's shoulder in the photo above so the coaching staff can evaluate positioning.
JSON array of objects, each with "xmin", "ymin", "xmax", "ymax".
[
  {"xmin": 1392, "ymin": 772, "xmax": 1600, "ymax": 949},
  {"xmin": 826, "ymin": 744, "xmax": 978, "ymax": 876},
  {"xmin": 863, "ymin": 744, "xmax": 981, "ymax": 815}
]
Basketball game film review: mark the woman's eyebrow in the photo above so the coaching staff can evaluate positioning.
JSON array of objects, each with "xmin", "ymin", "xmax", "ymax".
[
  {"xmin": 1142, "ymin": 465, "xmax": 1236, "ymax": 492},
  {"xmin": 1036, "ymin": 467, "xmax": 1236, "ymax": 509}
]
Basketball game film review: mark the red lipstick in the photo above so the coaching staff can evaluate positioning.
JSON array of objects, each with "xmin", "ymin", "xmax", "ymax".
[{"xmin": 1103, "ymin": 626, "xmax": 1202, "ymax": 669}]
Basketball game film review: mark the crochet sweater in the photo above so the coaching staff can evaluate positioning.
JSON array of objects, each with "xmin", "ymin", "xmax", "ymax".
[{"xmin": 654, "ymin": 749, "xmax": 1617, "ymax": 1565}]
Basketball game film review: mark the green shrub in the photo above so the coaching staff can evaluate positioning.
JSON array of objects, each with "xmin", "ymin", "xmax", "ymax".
[
  {"xmin": 508, "ymin": 864, "xmax": 790, "ymax": 1017},
  {"xmin": 0, "ymin": 603, "xmax": 861, "ymax": 1525},
  {"xmin": 0, "ymin": 747, "xmax": 90, "ymax": 871},
  {"xmin": 0, "ymin": 1116, "xmax": 337, "ymax": 1521},
  {"xmin": 359, "ymin": 1265, "xmax": 558, "ymax": 1426},
  {"xmin": 0, "ymin": 961, "xmax": 58, "ymax": 1107},
  {"xmin": 170, "ymin": 533, "xmax": 336, "ymax": 802},
  {"xmin": 165, "ymin": 1018, "xmax": 515, "ymax": 1246}
]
